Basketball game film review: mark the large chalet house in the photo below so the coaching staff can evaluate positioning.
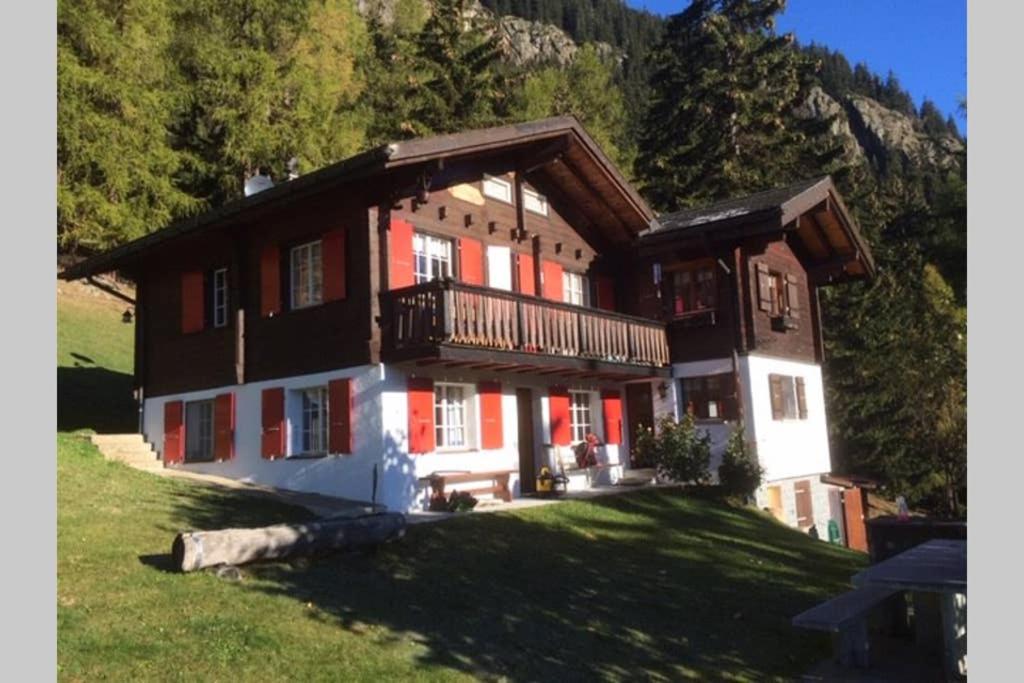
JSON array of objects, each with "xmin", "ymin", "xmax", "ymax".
[{"xmin": 62, "ymin": 117, "xmax": 874, "ymax": 542}]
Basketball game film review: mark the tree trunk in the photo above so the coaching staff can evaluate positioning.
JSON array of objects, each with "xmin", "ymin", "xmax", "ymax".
[{"xmin": 172, "ymin": 512, "xmax": 407, "ymax": 572}]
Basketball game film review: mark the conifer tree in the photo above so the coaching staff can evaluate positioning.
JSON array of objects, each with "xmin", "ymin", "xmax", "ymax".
[
  {"xmin": 635, "ymin": 0, "xmax": 844, "ymax": 211},
  {"xmin": 58, "ymin": 0, "xmax": 198, "ymax": 251},
  {"xmin": 413, "ymin": 0, "xmax": 508, "ymax": 134},
  {"xmin": 170, "ymin": 0, "xmax": 368, "ymax": 205}
]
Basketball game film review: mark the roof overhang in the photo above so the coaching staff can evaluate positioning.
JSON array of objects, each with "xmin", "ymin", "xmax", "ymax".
[
  {"xmin": 639, "ymin": 177, "xmax": 876, "ymax": 283},
  {"xmin": 61, "ymin": 117, "xmax": 653, "ymax": 281}
]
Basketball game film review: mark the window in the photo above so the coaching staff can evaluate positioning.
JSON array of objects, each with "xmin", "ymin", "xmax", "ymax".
[
  {"xmin": 435, "ymin": 383, "xmax": 470, "ymax": 449},
  {"xmin": 769, "ymin": 374, "xmax": 807, "ymax": 420},
  {"xmin": 682, "ymin": 374, "xmax": 736, "ymax": 420},
  {"xmin": 768, "ymin": 271, "xmax": 786, "ymax": 316},
  {"xmin": 290, "ymin": 240, "xmax": 323, "ymax": 309},
  {"xmin": 298, "ymin": 387, "xmax": 329, "ymax": 454},
  {"xmin": 563, "ymin": 271, "xmax": 586, "ymax": 306},
  {"xmin": 523, "ymin": 187, "xmax": 548, "ymax": 216},
  {"xmin": 569, "ymin": 391, "xmax": 592, "ymax": 443},
  {"xmin": 413, "ymin": 232, "xmax": 453, "ymax": 284},
  {"xmin": 184, "ymin": 400, "xmax": 214, "ymax": 462},
  {"xmin": 671, "ymin": 264, "xmax": 716, "ymax": 316},
  {"xmin": 212, "ymin": 268, "xmax": 228, "ymax": 328},
  {"xmin": 482, "ymin": 175, "xmax": 512, "ymax": 203}
]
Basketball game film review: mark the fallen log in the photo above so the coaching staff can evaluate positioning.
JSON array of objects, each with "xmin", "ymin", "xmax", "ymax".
[{"xmin": 172, "ymin": 512, "xmax": 407, "ymax": 572}]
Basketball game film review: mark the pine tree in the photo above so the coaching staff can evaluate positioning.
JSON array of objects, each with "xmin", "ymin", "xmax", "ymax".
[
  {"xmin": 58, "ymin": 0, "xmax": 198, "ymax": 251},
  {"xmin": 635, "ymin": 0, "xmax": 844, "ymax": 211},
  {"xmin": 509, "ymin": 45, "xmax": 634, "ymax": 174},
  {"xmin": 169, "ymin": 0, "xmax": 368, "ymax": 205},
  {"xmin": 413, "ymin": 0, "xmax": 507, "ymax": 135}
]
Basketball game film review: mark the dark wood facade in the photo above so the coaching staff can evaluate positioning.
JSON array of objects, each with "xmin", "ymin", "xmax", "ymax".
[{"xmin": 63, "ymin": 120, "xmax": 873, "ymax": 399}]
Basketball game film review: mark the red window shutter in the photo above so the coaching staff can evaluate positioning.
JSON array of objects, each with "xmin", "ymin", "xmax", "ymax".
[
  {"xmin": 260, "ymin": 245, "xmax": 281, "ymax": 317},
  {"xmin": 322, "ymin": 228, "xmax": 347, "ymax": 302},
  {"xmin": 516, "ymin": 253, "xmax": 536, "ymax": 295},
  {"xmin": 542, "ymin": 260, "xmax": 564, "ymax": 301},
  {"xmin": 260, "ymin": 387, "xmax": 286, "ymax": 459},
  {"xmin": 458, "ymin": 237, "xmax": 484, "ymax": 285},
  {"xmin": 596, "ymin": 275, "xmax": 616, "ymax": 311},
  {"xmin": 163, "ymin": 401, "xmax": 184, "ymax": 464},
  {"xmin": 549, "ymin": 386, "xmax": 571, "ymax": 446},
  {"xmin": 408, "ymin": 377, "xmax": 435, "ymax": 454},
  {"xmin": 478, "ymin": 381, "xmax": 503, "ymax": 449},
  {"xmin": 213, "ymin": 393, "xmax": 236, "ymax": 461},
  {"xmin": 181, "ymin": 271, "xmax": 205, "ymax": 333},
  {"xmin": 389, "ymin": 218, "xmax": 415, "ymax": 289},
  {"xmin": 601, "ymin": 390, "xmax": 623, "ymax": 445},
  {"xmin": 329, "ymin": 378, "xmax": 353, "ymax": 454}
]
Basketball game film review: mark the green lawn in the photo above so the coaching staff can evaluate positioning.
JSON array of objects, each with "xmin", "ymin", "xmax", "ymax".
[{"xmin": 57, "ymin": 283, "xmax": 867, "ymax": 681}]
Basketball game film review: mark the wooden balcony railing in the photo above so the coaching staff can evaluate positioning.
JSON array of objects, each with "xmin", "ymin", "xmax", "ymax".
[{"xmin": 381, "ymin": 280, "xmax": 670, "ymax": 367}]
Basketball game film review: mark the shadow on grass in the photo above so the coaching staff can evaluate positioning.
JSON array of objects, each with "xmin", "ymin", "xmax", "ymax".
[
  {"xmin": 58, "ymin": 365, "xmax": 136, "ymax": 433},
  {"xmin": 166, "ymin": 485, "xmax": 861, "ymax": 681}
]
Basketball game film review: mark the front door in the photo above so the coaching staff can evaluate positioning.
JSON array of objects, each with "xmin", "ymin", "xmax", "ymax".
[
  {"xmin": 516, "ymin": 388, "xmax": 536, "ymax": 493},
  {"xmin": 625, "ymin": 382, "xmax": 654, "ymax": 467}
]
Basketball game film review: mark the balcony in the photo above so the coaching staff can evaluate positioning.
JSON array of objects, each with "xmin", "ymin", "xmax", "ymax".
[{"xmin": 380, "ymin": 280, "xmax": 670, "ymax": 378}]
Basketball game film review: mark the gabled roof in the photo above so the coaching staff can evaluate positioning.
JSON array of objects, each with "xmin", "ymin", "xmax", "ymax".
[
  {"xmin": 641, "ymin": 176, "xmax": 875, "ymax": 280},
  {"xmin": 61, "ymin": 117, "xmax": 653, "ymax": 280}
]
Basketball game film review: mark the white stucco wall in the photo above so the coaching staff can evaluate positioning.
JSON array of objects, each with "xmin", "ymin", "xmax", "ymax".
[
  {"xmin": 755, "ymin": 475, "xmax": 842, "ymax": 541},
  {"xmin": 143, "ymin": 363, "xmax": 630, "ymax": 513},
  {"xmin": 738, "ymin": 354, "xmax": 832, "ymax": 483}
]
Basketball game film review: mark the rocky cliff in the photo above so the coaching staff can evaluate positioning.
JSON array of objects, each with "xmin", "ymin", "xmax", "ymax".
[{"xmin": 357, "ymin": 0, "xmax": 619, "ymax": 67}]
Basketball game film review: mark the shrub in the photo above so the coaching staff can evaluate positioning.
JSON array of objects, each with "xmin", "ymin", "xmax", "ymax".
[
  {"xmin": 717, "ymin": 424, "xmax": 764, "ymax": 499},
  {"xmin": 635, "ymin": 414, "xmax": 711, "ymax": 485}
]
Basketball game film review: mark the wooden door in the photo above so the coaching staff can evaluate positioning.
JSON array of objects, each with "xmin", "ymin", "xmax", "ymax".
[
  {"xmin": 794, "ymin": 479, "xmax": 814, "ymax": 529},
  {"xmin": 625, "ymin": 382, "xmax": 654, "ymax": 467},
  {"xmin": 516, "ymin": 389, "xmax": 536, "ymax": 493},
  {"xmin": 843, "ymin": 486, "xmax": 868, "ymax": 552}
]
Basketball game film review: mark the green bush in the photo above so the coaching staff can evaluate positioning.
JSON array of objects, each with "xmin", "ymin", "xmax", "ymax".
[
  {"xmin": 635, "ymin": 414, "xmax": 711, "ymax": 485},
  {"xmin": 717, "ymin": 424, "xmax": 764, "ymax": 499}
]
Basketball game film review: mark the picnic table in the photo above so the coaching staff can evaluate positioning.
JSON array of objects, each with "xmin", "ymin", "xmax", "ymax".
[{"xmin": 852, "ymin": 539, "xmax": 967, "ymax": 680}]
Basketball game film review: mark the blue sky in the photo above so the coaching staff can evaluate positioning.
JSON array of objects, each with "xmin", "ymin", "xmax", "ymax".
[{"xmin": 627, "ymin": 0, "xmax": 967, "ymax": 134}]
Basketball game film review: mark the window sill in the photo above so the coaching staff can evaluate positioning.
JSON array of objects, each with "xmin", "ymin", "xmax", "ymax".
[
  {"xmin": 670, "ymin": 310, "xmax": 717, "ymax": 327},
  {"xmin": 286, "ymin": 452, "xmax": 330, "ymax": 460},
  {"xmin": 434, "ymin": 448, "xmax": 478, "ymax": 455}
]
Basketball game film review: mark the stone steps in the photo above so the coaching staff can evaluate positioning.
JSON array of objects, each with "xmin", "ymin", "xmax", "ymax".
[{"xmin": 90, "ymin": 433, "xmax": 163, "ymax": 472}]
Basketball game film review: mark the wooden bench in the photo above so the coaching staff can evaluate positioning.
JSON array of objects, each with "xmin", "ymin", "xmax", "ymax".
[
  {"xmin": 792, "ymin": 585, "xmax": 901, "ymax": 668},
  {"xmin": 427, "ymin": 470, "xmax": 514, "ymax": 504}
]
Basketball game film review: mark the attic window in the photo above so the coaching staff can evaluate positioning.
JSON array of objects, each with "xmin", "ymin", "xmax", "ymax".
[
  {"xmin": 523, "ymin": 188, "xmax": 548, "ymax": 216},
  {"xmin": 482, "ymin": 175, "xmax": 512, "ymax": 204}
]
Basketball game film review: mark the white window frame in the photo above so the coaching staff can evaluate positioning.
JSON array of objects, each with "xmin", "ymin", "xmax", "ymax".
[
  {"xmin": 412, "ymin": 232, "xmax": 454, "ymax": 284},
  {"xmin": 563, "ymin": 271, "xmax": 587, "ymax": 306},
  {"xmin": 569, "ymin": 391, "xmax": 592, "ymax": 443},
  {"xmin": 184, "ymin": 399, "xmax": 214, "ymax": 463},
  {"xmin": 290, "ymin": 240, "xmax": 323, "ymax": 310},
  {"xmin": 523, "ymin": 187, "xmax": 549, "ymax": 216},
  {"xmin": 434, "ymin": 382, "xmax": 474, "ymax": 450},
  {"xmin": 292, "ymin": 386, "xmax": 329, "ymax": 455},
  {"xmin": 482, "ymin": 175, "xmax": 512, "ymax": 204},
  {"xmin": 212, "ymin": 268, "xmax": 228, "ymax": 328}
]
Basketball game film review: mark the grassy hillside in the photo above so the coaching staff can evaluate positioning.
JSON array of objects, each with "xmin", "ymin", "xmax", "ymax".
[
  {"xmin": 57, "ymin": 283, "xmax": 866, "ymax": 680},
  {"xmin": 57, "ymin": 279, "xmax": 136, "ymax": 433}
]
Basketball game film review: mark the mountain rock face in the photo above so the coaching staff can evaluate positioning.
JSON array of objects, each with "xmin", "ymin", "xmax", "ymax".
[
  {"xmin": 357, "ymin": 0, "xmax": 619, "ymax": 67},
  {"xmin": 797, "ymin": 86, "xmax": 963, "ymax": 173}
]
